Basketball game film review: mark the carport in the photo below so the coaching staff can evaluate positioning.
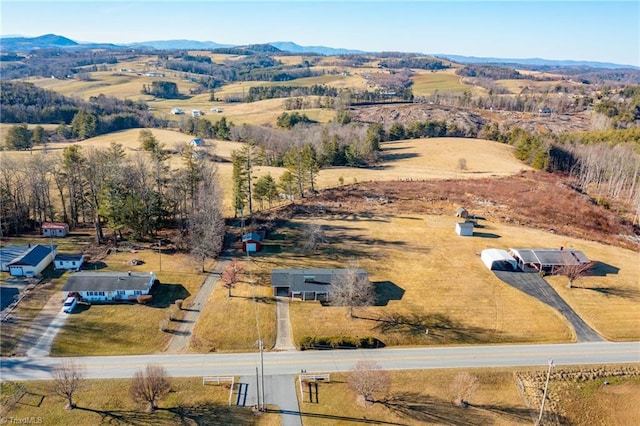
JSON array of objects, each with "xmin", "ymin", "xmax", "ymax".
[{"xmin": 481, "ymin": 249, "xmax": 518, "ymax": 271}]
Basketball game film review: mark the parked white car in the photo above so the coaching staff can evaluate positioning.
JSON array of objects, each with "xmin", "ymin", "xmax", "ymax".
[{"xmin": 62, "ymin": 296, "xmax": 77, "ymax": 313}]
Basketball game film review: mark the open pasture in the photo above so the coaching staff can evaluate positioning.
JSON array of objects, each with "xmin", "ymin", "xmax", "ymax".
[{"xmin": 411, "ymin": 69, "xmax": 477, "ymax": 96}]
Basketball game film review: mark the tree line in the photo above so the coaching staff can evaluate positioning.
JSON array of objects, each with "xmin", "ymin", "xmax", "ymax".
[{"xmin": 0, "ymin": 131, "xmax": 224, "ymax": 265}]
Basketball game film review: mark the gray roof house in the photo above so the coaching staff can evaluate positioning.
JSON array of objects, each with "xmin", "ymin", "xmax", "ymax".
[
  {"xmin": 63, "ymin": 271, "xmax": 157, "ymax": 303},
  {"xmin": 271, "ymin": 268, "xmax": 368, "ymax": 301}
]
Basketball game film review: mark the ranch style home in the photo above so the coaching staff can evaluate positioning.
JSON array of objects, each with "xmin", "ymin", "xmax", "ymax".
[
  {"xmin": 271, "ymin": 268, "xmax": 368, "ymax": 301},
  {"xmin": 62, "ymin": 271, "xmax": 156, "ymax": 303},
  {"xmin": 509, "ymin": 248, "xmax": 590, "ymax": 273}
]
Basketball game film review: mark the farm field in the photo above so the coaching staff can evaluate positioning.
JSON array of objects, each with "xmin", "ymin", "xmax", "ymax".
[{"xmin": 411, "ymin": 69, "xmax": 478, "ymax": 96}]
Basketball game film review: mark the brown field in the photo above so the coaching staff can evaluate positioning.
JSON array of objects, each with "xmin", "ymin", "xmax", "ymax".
[
  {"xmin": 297, "ymin": 368, "xmax": 532, "ymax": 426},
  {"xmin": 1, "ymin": 377, "xmax": 278, "ymax": 425},
  {"xmin": 496, "ymin": 78, "xmax": 582, "ymax": 95},
  {"xmin": 189, "ymin": 260, "xmax": 277, "ymax": 352},
  {"xmin": 297, "ymin": 365, "xmax": 640, "ymax": 426}
]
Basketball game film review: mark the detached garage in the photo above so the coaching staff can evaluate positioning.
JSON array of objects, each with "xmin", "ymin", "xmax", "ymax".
[{"xmin": 481, "ymin": 249, "xmax": 517, "ymax": 271}]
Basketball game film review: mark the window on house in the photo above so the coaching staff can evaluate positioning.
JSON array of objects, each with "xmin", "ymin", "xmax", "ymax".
[
  {"xmin": 117, "ymin": 290, "xmax": 126, "ymax": 296},
  {"xmin": 134, "ymin": 290, "xmax": 143, "ymax": 295},
  {"xmin": 303, "ymin": 275, "xmax": 316, "ymax": 283},
  {"xmin": 72, "ymin": 261, "xmax": 76, "ymax": 266}
]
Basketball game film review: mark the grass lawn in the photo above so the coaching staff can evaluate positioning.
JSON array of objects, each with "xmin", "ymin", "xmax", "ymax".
[
  {"xmin": 296, "ymin": 368, "xmax": 532, "ymax": 426},
  {"xmin": 1, "ymin": 377, "xmax": 279, "ymax": 425},
  {"xmin": 255, "ymin": 211, "xmax": 638, "ymax": 347},
  {"xmin": 51, "ymin": 250, "xmax": 212, "ymax": 356},
  {"xmin": 189, "ymin": 258, "xmax": 276, "ymax": 352}
]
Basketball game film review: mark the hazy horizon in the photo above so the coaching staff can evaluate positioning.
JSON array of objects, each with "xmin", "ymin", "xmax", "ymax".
[{"xmin": 1, "ymin": 1, "xmax": 638, "ymax": 67}]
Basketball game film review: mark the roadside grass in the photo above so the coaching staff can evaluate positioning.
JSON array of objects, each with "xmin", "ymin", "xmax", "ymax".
[
  {"xmin": 296, "ymin": 368, "xmax": 532, "ymax": 426},
  {"xmin": 189, "ymin": 260, "xmax": 276, "ymax": 352},
  {"xmin": 50, "ymin": 250, "xmax": 211, "ymax": 356},
  {"xmin": 2, "ymin": 377, "xmax": 277, "ymax": 425},
  {"xmin": 274, "ymin": 215, "xmax": 573, "ymax": 347}
]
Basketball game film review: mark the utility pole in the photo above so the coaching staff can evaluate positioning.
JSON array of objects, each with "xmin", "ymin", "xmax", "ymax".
[
  {"xmin": 536, "ymin": 359, "xmax": 555, "ymax": 425},
  {"xmin": 158, "ymin": 239, "xmax": 162, "ymax": 271},
  {"xmin": 259, "ymin": 338, "xmax": 265, "ymax": 411}
]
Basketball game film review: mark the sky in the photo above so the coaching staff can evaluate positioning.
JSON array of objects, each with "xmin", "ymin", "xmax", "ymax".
[{"xmin": 1, "ymin": 0, "xmax": 639, "ymax": 66}]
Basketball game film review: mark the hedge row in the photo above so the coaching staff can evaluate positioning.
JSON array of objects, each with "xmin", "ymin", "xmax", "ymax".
[{"xmin": 298, "ymin": 335, "xmax": 385, "ymax": 350}]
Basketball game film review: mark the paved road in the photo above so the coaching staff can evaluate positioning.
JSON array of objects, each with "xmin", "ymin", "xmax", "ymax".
[
  {"xmin": 494, "ymin": 271, "xmax": 603, "ymax": 342},
  {"xmin": 2, "ymin": 342, "xmax": 638, "ymax": 381},
  {"xmin": 164, "ymin": 259, "xmax": 228, "ymax": 353}
]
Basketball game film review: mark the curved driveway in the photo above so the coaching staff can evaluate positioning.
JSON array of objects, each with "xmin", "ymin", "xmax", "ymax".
[
  {"xmin": 2, "ymin": 341, "xmax": 638, "ymax": 381},
  {"xmin": 494, "ymin": 271, "xmax": 603, "ymax": 342}
]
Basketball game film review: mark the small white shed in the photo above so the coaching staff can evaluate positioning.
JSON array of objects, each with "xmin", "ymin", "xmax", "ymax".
[
  {"xmin": 481, "ymin": 249, "xmax": 517, "ymax": 271},
  {"xmin": 455, "ymin": 222, "xmax": 474, "ymax": 236}
]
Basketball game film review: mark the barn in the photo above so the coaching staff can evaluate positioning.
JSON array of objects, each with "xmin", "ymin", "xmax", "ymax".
[
  {"xmin": 0, "ymin": 245, "xmax": 31, "ymax": 272},
  {"xmin": 455, "ymin": 221, "xmax": 474, "ymax": 236},
  {"xmin": 7, "ymin": 244, "xmax": 57, "ymax": 277},
  {"xmin": 481, "ymin": 249, "xmax": 518, "ymax": 271},
  {"xmin": 242, "ymin": 232, "xmax": 262, "ymax": 253}
]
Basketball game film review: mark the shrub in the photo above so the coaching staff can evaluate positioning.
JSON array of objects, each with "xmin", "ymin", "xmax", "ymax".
[
  {"xmin": 298, "ymin": 335, "xmax": 385, "ymax": 350},
  {"xmin": 137, "ymin": 295, "xmax": 153, "ymax": 304}
]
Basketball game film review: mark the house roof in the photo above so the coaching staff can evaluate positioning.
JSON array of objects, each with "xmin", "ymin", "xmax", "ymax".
[
  {"xmin": 62, "ymin": 271, "xmax": 155, "ymax": 292},
  {"xmin": 271, "ymin": 268, "xmax": 368, "ymax": 293},
  {"xmin": 42, "ymin": 222, "xmax": 68, "ymax": 229},
  {"xmin": 242, "ymin": 232, "xmax": 262, "ymax": 242},
  {"xmin": 0, "ymin": 245, "xmax": 31, "ymax": 265},
  {"xmin": 9, "ymin": 244, "xmax": 56, "ymax": 267},
  {"xmin": 55, "ymin": 253, "xmax": 84, "ymax": 262},
  {"xmin": 456, "ymin": 222, "xmax": 474, "ymax": 229},
  {"xmin": 510, "ymin": 248, "xmax": 589, "ymax": 266}
]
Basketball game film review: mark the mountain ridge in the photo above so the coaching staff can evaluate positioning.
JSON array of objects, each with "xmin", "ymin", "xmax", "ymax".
[{"xmin": 0, "ymin": 34, "xmax": 635, "ymax": 69}]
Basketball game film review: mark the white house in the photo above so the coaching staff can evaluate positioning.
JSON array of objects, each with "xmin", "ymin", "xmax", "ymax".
[
  {"xmin": 54, "ymin": 253, "xmax": 85, "ymax": 271},
  {"xmin": 62, "ymin": 271, "xmax": 157, "ymax": 303},
  {"xmin": 7, "ymin": 244, "xmax": 57, "ymax": 277},
  {"xmin": 42, "ymin": 222, "xmax": 69, "ymax": 237}
]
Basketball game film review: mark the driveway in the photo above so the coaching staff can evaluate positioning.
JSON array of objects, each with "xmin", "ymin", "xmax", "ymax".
[
  {"xmin": 164, "ymin": 259, "xmax": 228, "ymax": 353},
  {"xmin": 274, "ymin": 297, "xmax": 296, "ymax": 351},
  {"xmin": 15, "ymin": 291, "xmax": 67, "ymax": 356},
  {"xmin": 236, "ymin": 373, "xmax": 302, "ymax": 426},
  {"xmin": 26, "ymin": 309, "xmax": 70, "ymax": 357},
  {"xmin": 494, "ymin": 271, "xmax": 603, "ymax": 342}
]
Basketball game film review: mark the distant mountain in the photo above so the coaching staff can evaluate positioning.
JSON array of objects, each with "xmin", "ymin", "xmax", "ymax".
[
  {"xmin": 1, "ymin": 34, "xmax": 78, "ymax": 50},
  {"xmin": 436, "ymin": 54, "xmax": 638, "ymax": 70},
  {"xmin": 269, "ymin": 41, "xmax": 365, "ymax": 55},
  {"xmin": 126, "ymin": 39, "xmax": 233, "ymax": 50}
]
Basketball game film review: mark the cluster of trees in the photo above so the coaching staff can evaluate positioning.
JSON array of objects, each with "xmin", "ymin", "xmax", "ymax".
[
  {"xmin": 179, "ymin": 116, "xmax": 232, "ymax": 140},
  {"xmin": 141, "ymin": 81, "xmax": 180, "ymax": 99},
  {"xmin": 379, "ymin": 57, "xmax": 449, "ymax": 70},
  {"xmin": 276, "ymin": 111, "xmax": 314, "ymax": 129},
  {"xmin": 0, "ymin": 48, "xmax": 121, "ymax": 80},
  {"xmin": 245, "ymin": 84, "xmax": 338, "ymax": 102},
  {"xmin": 1, "ymin": 132, "xmax": 224, "ymax": 264},
  {"xmin": 456, "ymin": 65, "xmax": 527, "ymax": 80}
]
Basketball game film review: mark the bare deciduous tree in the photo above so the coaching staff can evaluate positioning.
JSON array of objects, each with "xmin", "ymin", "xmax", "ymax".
[
  {"xmin": 301, "ymin": 223, "xmax": 326, "ymax": 254},
  {"xmin": 558, "ymin": 260, "xmax": 594, "ymax": 288},
  {"xmin": 222, "ymin": 258, "xmax": 244, "ymax": 297},
  {"xmin": 347, "ymin": 361, "xmax": 391, "ymax": 407},
  {"xmin": 329, "ymin": 267, "xmax": 375, "ymax": 318},
  {"xmin": 450, "ymin": 372, "xmax": 479, "ymax": 408},
  {"xmin": 129, "ymin": 364, "xmax": 171, "ymax": 412},
  {"xmin": 50, "ymin": 359, "xmax": 84, "ymax": 410}
]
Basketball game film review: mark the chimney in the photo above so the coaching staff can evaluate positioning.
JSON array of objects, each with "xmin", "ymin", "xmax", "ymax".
[{"xmin": 127, "ymin": 271, "xmax": 131, "ymax": 276}]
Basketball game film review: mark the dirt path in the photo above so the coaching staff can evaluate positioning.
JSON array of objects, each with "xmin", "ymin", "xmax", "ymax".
[{"xmin": 163, "ymin": 259, "xmax": 229, "ymax": 353}]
